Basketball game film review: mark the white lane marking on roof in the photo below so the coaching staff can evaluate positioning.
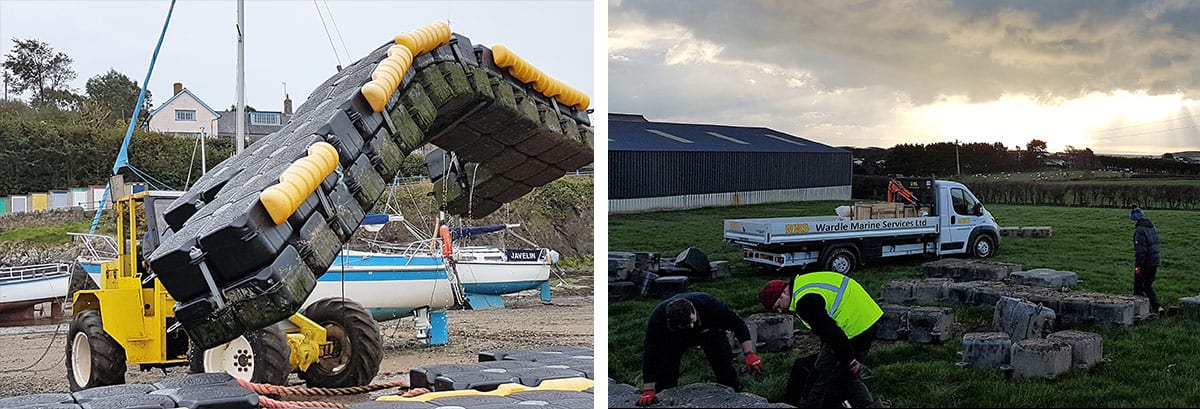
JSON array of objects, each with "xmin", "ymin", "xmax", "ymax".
[
  {"xmin": 645, "ymin": 129, "xmax": 693, "ymax": 143},
  {"xmin": 705, "ymin": 131, "xmax": 749, "ymax": 145},
  {"xmin": 764, "ymin": 133, "xmax": 807, "ymax": 146}
]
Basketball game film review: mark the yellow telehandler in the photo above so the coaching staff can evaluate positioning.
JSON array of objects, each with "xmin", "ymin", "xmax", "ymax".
[{"xmin": 67, "ymin": 187, "xmax": 382, "ymax": 391}]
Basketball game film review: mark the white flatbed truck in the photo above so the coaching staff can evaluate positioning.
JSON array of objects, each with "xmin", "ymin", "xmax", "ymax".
[{"xmin": 724, "ymin": 179, "xmax": 1000, "ymax": 274}]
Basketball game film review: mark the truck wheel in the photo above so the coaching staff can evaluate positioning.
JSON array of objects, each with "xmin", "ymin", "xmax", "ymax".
[
  {"xmin": 66, "ymin": 310, "xmax": 126, "ymax": 391},
  {"xmin": 823, "ymin": 248, "xmax": 857, "ymax": 275},
  {"xmin": 300, "ymin": 297, "xmax": 383, "ymax": 388},
  {"xmin": 188, "ymin": 326, "xmax": 291, "ymax": 386},
  {"xmin": 970, "ymin": 234, "xmax": 996, "ymax": 258}
]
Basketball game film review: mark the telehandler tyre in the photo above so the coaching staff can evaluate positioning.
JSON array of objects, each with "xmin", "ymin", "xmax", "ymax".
[
  {"xmin": 66, "ymin": 310, "xmax": 126, "ymax": 391},
  {"xmin": 188, "ymin": 326, "xmax": 291, "ymax": 386},
  {"xmin": 299, "ymin": 297, "xmax": 383, "ymax": 388}
]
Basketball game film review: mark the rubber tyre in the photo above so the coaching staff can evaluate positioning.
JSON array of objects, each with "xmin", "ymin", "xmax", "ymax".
[
  {"xmin": 970, "ymin": 234, "xmax": 996, "ymax": 259},
  {"xmin": 299, "ymin": 297, "xmax": 383, "ymax": 388},
  {"xmin": 187, "ymin": 326, "xmax": 291, "ymax": 386},
  {"xmin": 66, "ymin": 310, "xmax": 126, "ymax": 392},
  {"xmin": 822, "ymin": 247, "xmax": 857, "ymax": 275}
]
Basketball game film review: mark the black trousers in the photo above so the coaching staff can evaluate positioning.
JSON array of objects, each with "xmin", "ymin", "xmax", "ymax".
[
  {"xmin": 1135, "ymin": 265, "xmax": 1161, "ymax": 312},
  {"xmin": 653, "ymin": 330, "xmax": 740, "ymax": 392},
  {"xmin": 787, "ymin": 324, "xmax": 876, "ymax": 408}
]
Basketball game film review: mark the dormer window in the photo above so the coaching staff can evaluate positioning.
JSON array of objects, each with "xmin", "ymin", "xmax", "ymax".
[{"xmin": 250, "ymin": 112, "xmax": 281, "ymax": 126}]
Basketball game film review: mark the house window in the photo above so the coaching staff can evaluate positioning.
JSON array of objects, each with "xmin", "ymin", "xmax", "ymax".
[
  {"xmin": 249, "ymin": 112, "xmax": 281, "ymax": 126},
  {"xmin": 175, "ymin": 110, "xmax": 196, "ymax": 121}
]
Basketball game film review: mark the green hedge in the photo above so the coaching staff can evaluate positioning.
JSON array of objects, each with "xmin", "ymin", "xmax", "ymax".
[{"xmin": 967, "ymin": 180, "xmax": 1200, "ymax": 210}]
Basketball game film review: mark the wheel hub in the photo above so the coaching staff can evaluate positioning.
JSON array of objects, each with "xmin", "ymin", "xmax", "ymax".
[
  {"xmin": 71, "ymin": 332, "xmax": 91, "ymax": 386},
  {"xmin": 832, "ymin": 257, "xmax": 850, "ymax": 273}
]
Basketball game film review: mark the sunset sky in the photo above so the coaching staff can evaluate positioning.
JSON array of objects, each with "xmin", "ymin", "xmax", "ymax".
[{"xmin": 609, "ymin": 0, "xmax": 1200, "ymax": 156}]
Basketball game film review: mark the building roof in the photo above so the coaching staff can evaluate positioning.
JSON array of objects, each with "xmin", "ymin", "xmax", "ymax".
[
  {"xmin": 215, "ymin": 110, "xmax": 293, "ymax": 136},
  {"xmin": 147, "ymin": 88, "xmax": 221, "ymax": 118},
  {"xmin": 609, "ymin": 116, "xmax": 847, "ymax": 153}
]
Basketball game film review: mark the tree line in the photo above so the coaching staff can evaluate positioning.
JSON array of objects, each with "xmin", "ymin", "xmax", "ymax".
[{"xmin": 854, "ymin": 139, "xmax": 1199, "ymax": 177}]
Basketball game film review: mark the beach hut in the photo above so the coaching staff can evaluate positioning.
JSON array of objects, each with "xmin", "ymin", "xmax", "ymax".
[
  {"xmin": 89, "ymin": 185, "xmax": 108, "ymax": 210},
  {"xmin": 0, "ymin": 197, "xmax": 7, "ymax": 214},
  {"xmin": 49, "ymin": 190, "xmax": 69, "ymax": 209},
  {"xmin": 10, "ymin": 195, "xmax": 28, "ymax": 213},
  {"xmin": 70, "ymin": 188, "xmax": 89, "ymax": 209},
  {"xmin": 30, "ymin": 193, "xmax": 48, "ymax": 211}
]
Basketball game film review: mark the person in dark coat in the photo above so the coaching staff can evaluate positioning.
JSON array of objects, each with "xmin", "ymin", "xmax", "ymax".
[
  {"xmin": 1131, "ymin": 206, "xmax": 1162, "ymax": 314},
  {"xmin": 636, "ymin": 292, "xmax": 763, "ymax": 407}
]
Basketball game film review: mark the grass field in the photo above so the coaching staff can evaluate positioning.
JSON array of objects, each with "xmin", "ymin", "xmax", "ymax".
[{"xmin": 609, "ymin": 201, "xmax": 1200, "ymax": 407}]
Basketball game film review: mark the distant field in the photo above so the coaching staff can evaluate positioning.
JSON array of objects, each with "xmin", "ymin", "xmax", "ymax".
[
  {"xmin": 959, "ymin": 170, "xmax": 1200, "ymax": 186},
  {"xmin": 609, "ymin": 201, "xmax": 1200, "ymax": 407}
]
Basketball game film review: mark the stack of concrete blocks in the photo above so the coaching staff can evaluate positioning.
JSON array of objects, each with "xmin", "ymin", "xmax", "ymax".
[
  {"xmin": 944, "ymin": 281, "xmax": 1149, "ymax": 327},
  {"xmin": 876, "ymin": 304, "xmax": 955, "ymax": 344},
  {"xmin": 922, "ymin": 259, "xmax": 1021, "ymax": 282},
  {"xmin": 961, "ymin": 296, "xmax": 1104, "ymax": 380},
  {"xmin": 608, "ymin": 250, "xmax": 696, "ymax": 301},
  {"xmin": 609, "ymin": 381, "xmax": 795, "ymax": 408},
  {"xmin": 999, "ymin": 226, "xmax": 1054, "ymax": 238},
  {"xmin": 725, "ymin": 322, "xmax": 760, "ymax": 357}
]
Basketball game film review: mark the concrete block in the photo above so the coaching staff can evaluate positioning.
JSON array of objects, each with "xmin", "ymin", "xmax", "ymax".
[
  {"xmin": 907, "ymin": 306, "xmax": 955, "ymax": 343},
  {"xmin": 675, "ymin": 247, "xmax": 711, "ymax": 274},
  {"xmin": 1090, "ymin": 297, "xmax": 1135, "ymax": 326},
  {"xmin": 961, "ymin": 332, "xmax": 1012, "ymax": 369},
  {"xmin": 999, "ymin": 227, "xmax": 1021, "ymax": 237},
  {"xmin": 632, "ymin": 252, "xmax": 662, "ymax": 272},
  {"xmin": 656, "ymin": 383, "xmax": 771, "ymax": 408},
  {"xmin": 877, "ymin": 304, "xmax": 908, "ymax": 341},
  {"xmin": 1047, "ymin": 330, "xmax": 1103, "ymax": 369},
  {"xmin": 1019, "ymin": 226, "xmax": 1053, "ymax": 238},
  {"xmin": 708, "ymin": 260, "xmax": 731, "ymax": 280},
  {"xmin": 947, "ymin": 281, "xmax": 980, "ymax": 304},
  {"xmin": 1181, "ymin": 295, "xmax": 1200, "ymax": 320},
  {"xmin": 880, "ymin": 281, "xmax": 913, "ymax": 304},
  {"xmin": 921, "ymin": 259, "xmax": 959, "ymax": 278},
  {"xmin": 746, "ymin": 313, "xmax": 794, "ymax": 353},
  {"xmin": 975, "ymin": 287, "xmax": 1004, "ymax": 308},
  {"xmin": 993, "ymin": 296, "xmax": 1056, "ymax": 341},
  {"xmin": 1010, "ymin": 269, "xmax": 1077, "ymax": 288},
  {"xmin": 912, "ymin": 279, "xmax": 953, "ymax": 304},
  {"xmin": 1111, "ymin": 294, "xmax": 1150, "ymax": 321},
  {"xmin": 608, "ymin": 381, "xmax": 641, "ymax": 408},
  {"xmin": 1010, "ymin": 338, "xmax": 1073, "ymax": 380},
  {"xmin": 727, "ymin": 325, "xmax": 759, "ymax": 357}
]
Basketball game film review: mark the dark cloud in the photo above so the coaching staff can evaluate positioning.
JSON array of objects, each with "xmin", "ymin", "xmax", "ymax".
[{"xmin": 612, "ymin": 0, "xmax": 1200, "ymax": 103}]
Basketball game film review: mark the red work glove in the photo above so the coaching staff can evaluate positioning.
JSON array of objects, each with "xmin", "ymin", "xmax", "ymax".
[
  {"xmin": 849, "ymin": 359, "xmax": 866, "ymax": 378},
  {"xmin": 1135, "ymin": 266, "xmax": 1141, "ymax": 278},
  {"xmin": 744, "ymin": 352, "xmax": 764, "ymax": 374},
  {"xmin": 637, "ymin": 390, "xmax": 658, "ymax": 407}
]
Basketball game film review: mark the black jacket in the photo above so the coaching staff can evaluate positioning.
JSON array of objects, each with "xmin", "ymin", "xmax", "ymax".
[
  {"xmin": 642, "ymin": 292, "xmax": 751, "ymax": 383},
  {"xmin": 1134, "ymin": 218, "xmax": 1160, "ymax": 267}
]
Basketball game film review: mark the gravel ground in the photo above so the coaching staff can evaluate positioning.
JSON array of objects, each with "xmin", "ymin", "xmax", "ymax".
[{"xmin": 0, "ymin": 281, "xmax": 594, "ymax": 404}]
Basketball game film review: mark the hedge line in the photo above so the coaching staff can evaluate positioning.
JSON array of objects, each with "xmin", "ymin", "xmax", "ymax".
[{"xmin": 853, "ymin": 175, "xmax": 1200, "ymax": 210}]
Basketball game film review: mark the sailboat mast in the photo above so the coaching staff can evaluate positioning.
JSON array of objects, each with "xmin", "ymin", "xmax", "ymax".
[{"xmin": 235, "ymin": 0, "xmax": 246, "ymax": 153}]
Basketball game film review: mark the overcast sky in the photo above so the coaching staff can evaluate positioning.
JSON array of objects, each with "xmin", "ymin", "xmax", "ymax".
[
  {"xmin": 610, "ymin": 0, "xmax": 1200, "ymax": 155},
  {"xmin": 0, "ymin": 0, "xmax": 593, "ymax": 117}
]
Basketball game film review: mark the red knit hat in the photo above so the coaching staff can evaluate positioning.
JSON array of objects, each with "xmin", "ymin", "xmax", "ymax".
[{"xmin": 759, "ymin": 280, "xmax": 789, "ymax": 312}]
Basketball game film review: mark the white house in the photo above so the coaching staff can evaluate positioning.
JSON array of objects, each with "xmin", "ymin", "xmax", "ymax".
[{"xmin": 147, "ymin": 83, "xmax": 221, "ymax": 137}]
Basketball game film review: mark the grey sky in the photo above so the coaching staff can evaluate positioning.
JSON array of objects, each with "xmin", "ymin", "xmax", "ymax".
[
  {"xmin": 1, "ymin": 0, "xmax": 593, "ymax": 115},
  {"xmin": 609, "ymin": 0, "xmax": 1200, "ymax": 155}
]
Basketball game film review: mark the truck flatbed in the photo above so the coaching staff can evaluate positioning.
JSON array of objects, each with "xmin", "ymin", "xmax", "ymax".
[{"xmin": 724, "ymin": 215, "xmax": 940, "ymax": 246}]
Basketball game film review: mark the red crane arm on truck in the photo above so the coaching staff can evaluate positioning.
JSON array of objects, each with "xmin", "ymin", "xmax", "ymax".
[{"xmin": 887, "ymin": 179, "xmax": 919, "ymax": 205}]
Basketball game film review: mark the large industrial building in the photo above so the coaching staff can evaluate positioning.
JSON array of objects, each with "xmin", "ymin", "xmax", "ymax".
[{"xmin": 609, "ymin": 114, "xmax": 851, "ymax": 213}]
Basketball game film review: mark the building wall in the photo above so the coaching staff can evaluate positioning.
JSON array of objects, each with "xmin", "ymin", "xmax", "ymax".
[
  {"xmin": 609, "ymin": 186, "xmax": 851, "ymax": 214},
  {"xmin": 609, "ymin": 150, "xmax": 851, "ymax": 199},
  {"xmin": 148, "ymin": 93, "xmax": 219, "ymax": 136}
]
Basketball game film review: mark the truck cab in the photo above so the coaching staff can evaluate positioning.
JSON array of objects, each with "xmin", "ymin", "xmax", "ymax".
[{"xmin": 724, "ymin": 178, "xmax": 999, "ymax": 274}]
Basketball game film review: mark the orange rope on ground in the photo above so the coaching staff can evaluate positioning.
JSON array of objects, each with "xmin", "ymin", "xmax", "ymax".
[
  {"xmin": 236, "ymin": 378, "xmax": 410, "ymax": 397},
  {"xmin": 258, "ymin": 395, "xmax": 346, "ymax": 409},
  {"xmin": 400, "ymin": 387, "xmax": 430, "ymax": 397}
]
